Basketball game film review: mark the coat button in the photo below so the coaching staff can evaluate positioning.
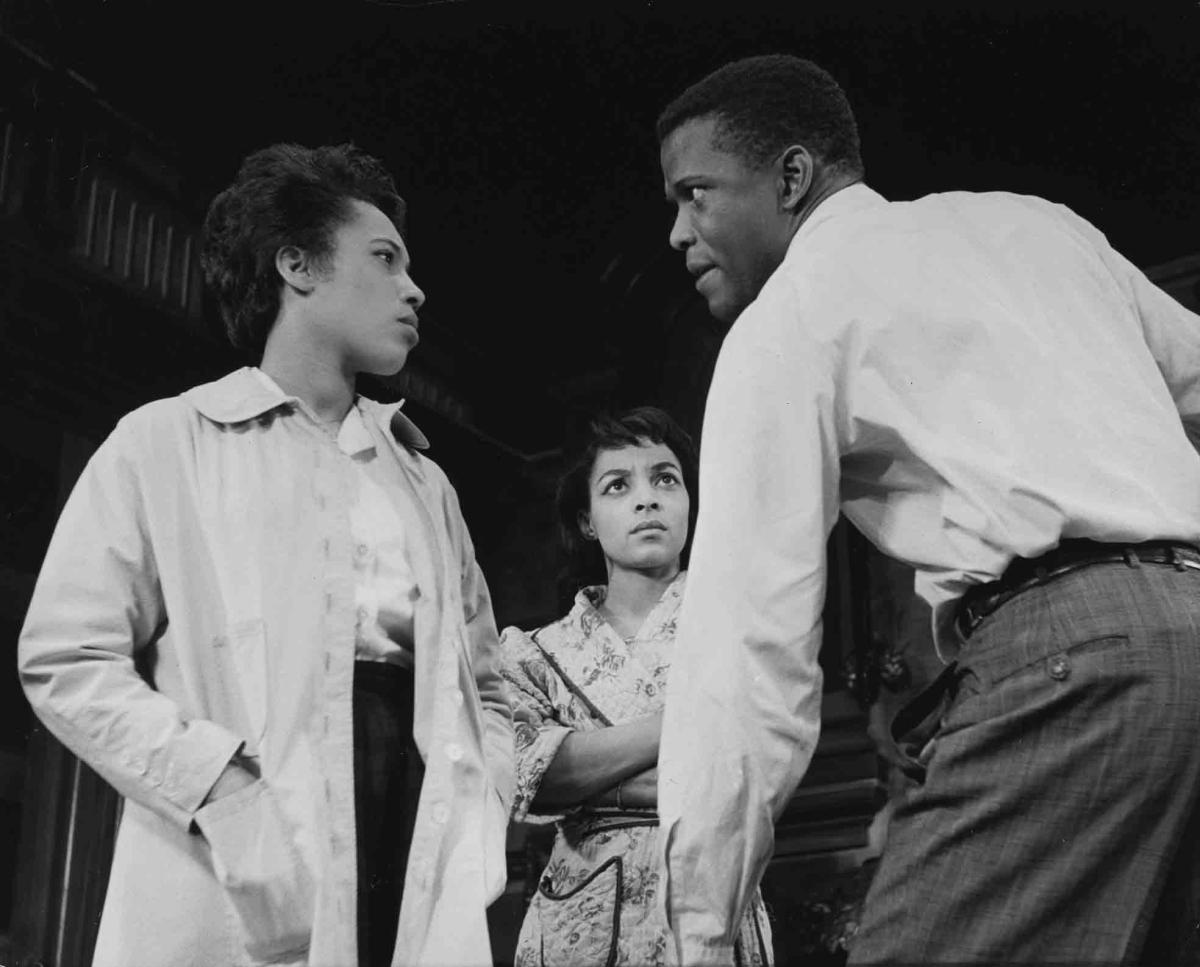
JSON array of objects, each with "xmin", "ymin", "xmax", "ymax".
[
  {"xmin": 1048, "ymin": 654, "xmax": 1070, "ymax": 681},
  {"xmin": 445, "ymin": 743, "xmax": 463, "ymax": 762},
  {"xmin": 431, "ymin": 802, "xmax": 450, "ymax": 824}
]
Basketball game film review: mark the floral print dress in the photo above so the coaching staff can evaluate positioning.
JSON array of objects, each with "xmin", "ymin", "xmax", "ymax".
[{"xmin": 500, "ymin": 572, "xmax": 774, "ymax": 967}]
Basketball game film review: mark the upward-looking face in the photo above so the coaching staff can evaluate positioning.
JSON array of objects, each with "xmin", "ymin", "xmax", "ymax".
[
  {"xmin": 581, "ymin": 440, "xmax": 690, "ymax": 577},
  {"xmin": 661, "ymin": 116, "xmax": 793, "ymax": 324},
  {"xmin": 305, "ymin": 199, "xmax": 426, "ymax": 376}
]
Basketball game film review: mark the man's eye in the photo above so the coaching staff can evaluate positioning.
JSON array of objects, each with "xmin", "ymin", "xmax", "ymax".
[{"xmin": 688, "ymin": 186, "xmax": 707, "ymax": 203}]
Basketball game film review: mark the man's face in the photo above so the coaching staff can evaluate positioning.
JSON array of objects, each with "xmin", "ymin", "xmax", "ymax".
[
  {"xmin": 307, "ymin": 199, "xmax": 425, "ymax": 376},
  {"xmin": 661, "ymin": 117, "xmax": 792, "ymax": 324}
]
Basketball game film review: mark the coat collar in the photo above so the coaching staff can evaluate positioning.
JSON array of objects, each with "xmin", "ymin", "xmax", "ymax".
[{"xmin": 182, "ymin": 367, "xmax": 430, "ymax": 450}]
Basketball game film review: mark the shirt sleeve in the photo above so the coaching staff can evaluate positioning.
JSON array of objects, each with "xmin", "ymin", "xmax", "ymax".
[
  {"xmin": 657, "ymin": 280, "xmax": 842, "ymax": 966},
  {"xmin": 17, "ymin": 417, "xmax": 243, "ymax": 829},
  {"xmin": 1055, "ymin": 202, "xmax": 1200, "ymax": 437},
  {"xmin": 498, "ymin": 626, "xmax": 574, "ymax": 823}
]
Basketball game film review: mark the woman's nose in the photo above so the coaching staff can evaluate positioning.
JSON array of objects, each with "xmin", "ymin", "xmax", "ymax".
[{"xmin": 399, "ymin": 272, "xmax": 426, "ymax": 311}]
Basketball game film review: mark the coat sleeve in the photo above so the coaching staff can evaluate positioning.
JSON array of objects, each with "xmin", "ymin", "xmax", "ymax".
[
  {"xmin": 446, "ymin": 481, "xmax": 517, "ymax": 815},
  {"xmin": 497, "ymin": 626, "xmax": 574, "ymax": 823},
  {"xmin": 17, "ymin": 415, "xmax": 244, "ymax": 829},
  {"xmin": 657, "ymin": 280, "xmax": 841, "ymax": 966}
]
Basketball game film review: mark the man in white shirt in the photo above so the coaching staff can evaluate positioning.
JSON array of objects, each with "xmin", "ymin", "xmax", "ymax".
[{"xmin": 655, "ymin": 54, "xmax": 1200, "ymax": 965}]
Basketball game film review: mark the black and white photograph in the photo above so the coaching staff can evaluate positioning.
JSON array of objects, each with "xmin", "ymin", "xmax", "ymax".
[{"xmin": 1, "ymin": 1, "xmax": 1198, "ymax": 965}]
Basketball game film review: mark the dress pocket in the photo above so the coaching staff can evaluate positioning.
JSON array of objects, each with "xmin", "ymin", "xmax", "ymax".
[
  {"xmin": 193, "ymin": 779, "xmax": 315, "ymax": 964},
  {"xmin": 535, "ymin": 856, "xmax": 623, "ymax": 967}
]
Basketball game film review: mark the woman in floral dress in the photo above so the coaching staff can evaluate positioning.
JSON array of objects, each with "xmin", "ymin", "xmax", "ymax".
[{"xmin": 500, "ymin": 407, "xmax": 774, "ymax": 967}]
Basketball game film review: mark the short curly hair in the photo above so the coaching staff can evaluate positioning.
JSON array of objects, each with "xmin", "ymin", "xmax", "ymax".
[
  {"xmin": 200, "ymin": 143, "xmax": 406, "ymax": 357},
  {"xmin": 657, "ymin": 54, "xmax": 863, "ymax": 177},
  {"xmin": 556, "ymin": 406, "xmax": 699, "ymax": 597}
]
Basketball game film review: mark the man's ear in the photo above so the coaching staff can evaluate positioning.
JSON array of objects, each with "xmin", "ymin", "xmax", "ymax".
[
  {"xmin": 779, "ymin": 145, "xmax": 815, "ymax": 213},
  {"xmin": 275, "ymin": 245, "xmax": 317, "ymax": 294}
]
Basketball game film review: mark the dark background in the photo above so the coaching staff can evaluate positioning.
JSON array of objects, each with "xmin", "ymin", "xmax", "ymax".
[{"xmin": 11, "ymin": 0, "xmax": 1200, "ymax": 453}]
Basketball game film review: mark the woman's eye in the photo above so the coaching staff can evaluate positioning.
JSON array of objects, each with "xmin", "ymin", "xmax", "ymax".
[
  {"xmin": 376, "ymin": 250, "xmax": 395, "ymax": 265},
  {"xmin": 656, "ymin": 473, "xmax": 680, "ymax": 486},
  {"xmin": 603, "ymin": 479, "xmax": 627, "ymax": 494}
]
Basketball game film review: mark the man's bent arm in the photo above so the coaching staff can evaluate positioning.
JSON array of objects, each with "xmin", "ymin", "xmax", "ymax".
[{"xmin": 657, "ymin": 282, "xmax": 842, "ymax": 965}]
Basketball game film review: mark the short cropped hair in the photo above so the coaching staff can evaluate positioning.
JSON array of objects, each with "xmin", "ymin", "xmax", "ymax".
[
  {"xmin": 201, "ymin": 143, "xmax": 406, "ymax": 357},
  {"xmin": 657, "ymin": 54, "xmax": 863, "ymax": 177},
  {"xmin": 556, "ymin": 406, "xmax": 699, "ymax": 596}
]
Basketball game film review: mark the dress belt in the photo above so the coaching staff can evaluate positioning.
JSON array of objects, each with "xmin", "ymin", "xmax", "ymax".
[{"xmin": 955, "ymin": 538, "xmax": 1200, "ymax": 641}]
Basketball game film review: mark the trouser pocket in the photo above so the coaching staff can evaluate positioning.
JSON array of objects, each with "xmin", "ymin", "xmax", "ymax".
[
  {"xmin": 534, "ymin": 856, "xmax": 623, "ymax": 967},
  {"xmin": 194, "ymin": 779, "xmax": 315, "ymax": 963}
]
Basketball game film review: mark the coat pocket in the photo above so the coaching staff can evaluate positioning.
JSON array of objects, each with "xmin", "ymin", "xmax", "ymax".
[
  {"xmin": 535, "ymin": 856, "xmax": 623, "ymax": 967},
  {"xmin": 193, "ymin": 779, "xmax": 315, "ymax": 964}
]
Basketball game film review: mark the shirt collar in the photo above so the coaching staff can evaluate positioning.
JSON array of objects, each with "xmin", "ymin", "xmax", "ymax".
[{"xmin": 182, "ymin": 366, "xmax": 430, "ymax": 450}]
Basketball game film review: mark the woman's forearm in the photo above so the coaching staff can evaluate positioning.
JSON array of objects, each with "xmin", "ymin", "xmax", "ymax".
[
  {"xmin": 534, "ymin": 713, "xmax": 661, "ymax": 808},
  {"xmin": 588, "ymin": 766, "xmax": 658, "ymax": 809}
]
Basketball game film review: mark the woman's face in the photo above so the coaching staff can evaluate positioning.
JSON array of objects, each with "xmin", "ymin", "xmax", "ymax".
[{"xmin": 580, "ymin": 439, "xmax": 690, "ymax": 576}]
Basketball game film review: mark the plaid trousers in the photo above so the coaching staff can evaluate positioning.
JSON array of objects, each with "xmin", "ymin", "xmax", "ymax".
[{"xmin": 849, "ymin": 559, "xmax": 1200, "ymax": 965}]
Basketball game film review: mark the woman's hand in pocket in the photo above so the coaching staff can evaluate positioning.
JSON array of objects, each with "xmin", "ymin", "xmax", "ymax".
[
  {"xmin": 202, "ymin": 758, "xmax": 259, "ymax": 807},
  {"xmin": 194, "ymin": 779, "xmax": 315, "ymax": 962}
]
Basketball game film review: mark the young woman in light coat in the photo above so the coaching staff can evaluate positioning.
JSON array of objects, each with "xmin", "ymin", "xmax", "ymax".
[{"xmin": 18, "ymin": 143, "xmax": 514, "ymax": 967}]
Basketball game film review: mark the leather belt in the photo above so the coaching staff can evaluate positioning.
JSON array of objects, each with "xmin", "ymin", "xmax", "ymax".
[{"xmin": 955, "ymin": 539, "xmax": 1200, "ymax": 641}]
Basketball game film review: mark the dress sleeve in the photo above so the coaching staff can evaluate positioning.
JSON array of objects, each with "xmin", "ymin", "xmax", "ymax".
[{"xmin": 498, "ymin": 625, "xmax": 576, "ymax": 824}]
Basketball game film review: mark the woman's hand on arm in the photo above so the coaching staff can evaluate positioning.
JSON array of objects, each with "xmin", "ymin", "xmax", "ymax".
[
  {"xmin": 588, "ymin": 766, "xmax": 658, "ymax": 809},
  {"xmin": 533, "ymin": 711, "xmax": 662, "ymax": 810}
]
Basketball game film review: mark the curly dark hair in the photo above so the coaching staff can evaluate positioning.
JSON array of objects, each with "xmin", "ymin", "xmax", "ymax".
[
  {"xmin": 556, "ymin": 406, "xmax": 699, "ymax": 597},
  {"xmin": 657, "ymin": 54, "xmax": 863, "ymax": 177},
  {"xmin": 200, "ymin": 143, "xmax": 407, "ymax": 357}
]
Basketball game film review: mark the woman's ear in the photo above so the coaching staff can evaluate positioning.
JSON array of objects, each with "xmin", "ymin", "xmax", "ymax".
[
  {"xmin": 276, "ymin": 245, "xmax": 316, "ymax": 294},
  {"xmin": 577, "ymin": 511, "xmax": 597, "ymax": 541}
]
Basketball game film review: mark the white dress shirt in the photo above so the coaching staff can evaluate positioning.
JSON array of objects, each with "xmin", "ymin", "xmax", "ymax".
[
  {"xmin": 252, "ymin": 369, "xmax": 420, "ymax": 666},
  {"xmin": 337, "ymin": 404, "xmax": 420, "ymax": 666},
  {"xmin": 658, "ymin": 184, "xmax": 1200, "ymax": 964}
]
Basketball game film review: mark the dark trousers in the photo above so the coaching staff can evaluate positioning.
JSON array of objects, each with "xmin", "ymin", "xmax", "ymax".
[
  {"xmin": 353, "ymin": 660, "xmax": 424, "ymax": 967},
  {"xmin": 849, "ymin": 560, "xmax": 1200, "ymax": 964}
]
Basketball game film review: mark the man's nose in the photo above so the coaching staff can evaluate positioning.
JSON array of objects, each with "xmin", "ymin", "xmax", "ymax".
[{"xmin": 668, "ymin": 208, "xmax": 693, "ymax": 252}]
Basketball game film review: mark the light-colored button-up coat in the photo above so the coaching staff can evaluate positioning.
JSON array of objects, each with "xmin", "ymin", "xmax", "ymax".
[{"xmin": 18, "ymin": 368, "xmax": 515, "ymax": 967}]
